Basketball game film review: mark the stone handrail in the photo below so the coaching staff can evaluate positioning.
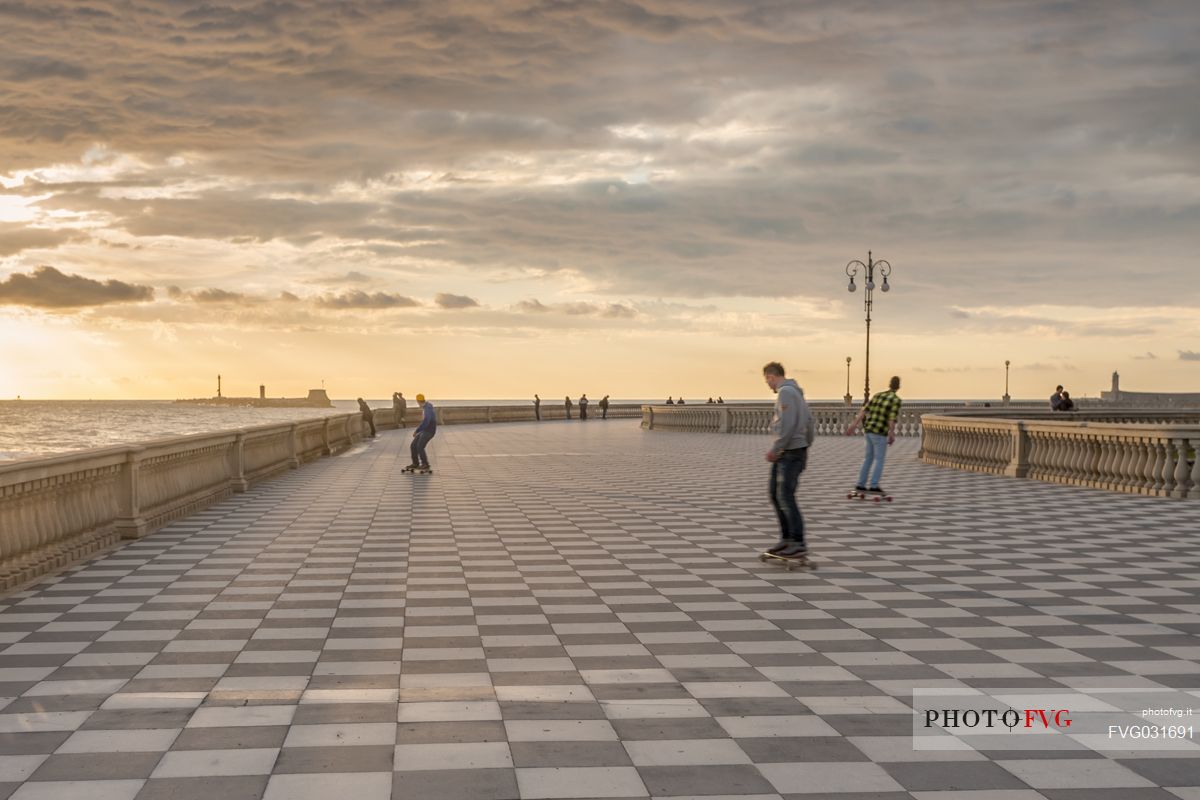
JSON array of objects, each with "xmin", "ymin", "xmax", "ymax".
[
  {"xmin": 641, "ymin": 402, "xmax": 978, "ymax": 436},
  {"xmin": 920, "ymin": 411, "xmax": 1200, "ymax": 499},
  {"xmin": 0, "ymin": 412, "xmax": 364, "ymax": 592}
]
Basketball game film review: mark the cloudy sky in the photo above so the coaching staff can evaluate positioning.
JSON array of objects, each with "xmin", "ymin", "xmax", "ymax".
[{"xmin": 1, "ymin": 0, "xmax": 1198, "ymax": 400}]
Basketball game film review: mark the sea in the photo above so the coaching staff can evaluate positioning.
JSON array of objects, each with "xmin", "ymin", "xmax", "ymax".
[{"xmin": 0, "ymin": 398, "xmax": 673, "ymax": 462}]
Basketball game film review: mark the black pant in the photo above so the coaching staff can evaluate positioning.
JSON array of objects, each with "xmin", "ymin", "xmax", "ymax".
[
  {"xmin": 580, "ymin": 407, "xmax": 587, "ymax": 420},
  {"xmin": 769, "ymin": 448, "xmax": 807, "ymax": 545},
  {"xmin": 411, "ymin": 430, "xmax": 434, "ymax": 467},
  {"xmin": 363, "ymin": 415, "xmax": 376, "ymax": 437}
]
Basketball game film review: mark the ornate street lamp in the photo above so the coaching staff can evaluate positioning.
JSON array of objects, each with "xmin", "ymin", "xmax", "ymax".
[
  {"xmin": 844, "ymin": 251, "xmax": 893, "ymax": 404},
  {"xmin": 844, "ymin": 357, "xmax": 853, "ymax": 406},
  {"xmin": 1003, "ymin": 360, "xmax": 1011, "ymax": 406}
]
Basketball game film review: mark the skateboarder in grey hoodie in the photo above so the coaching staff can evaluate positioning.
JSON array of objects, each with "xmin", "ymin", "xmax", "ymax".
[{"xmin": 763, "ymin": 362, "xmax": 815, "ymax": 557}]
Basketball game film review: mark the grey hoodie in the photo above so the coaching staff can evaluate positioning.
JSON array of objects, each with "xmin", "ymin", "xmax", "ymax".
[{"xmin": 771, "ymin": 378, "xmax": 815, "ymax": 454}]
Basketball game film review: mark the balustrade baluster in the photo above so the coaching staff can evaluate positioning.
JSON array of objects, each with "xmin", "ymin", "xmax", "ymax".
[
  {"xmin": 1060, "ymin": 432, "xmax": 1075, "ymax": 481},
  {"xmin": 1039, "ymin": 432, "xmax": 1055, "ymax": 481},
  {"xmin": 1068, "ymin": 433, "xmax": 1083, "ymax": 482},
  {"xmin": 1074, "ymin": 434, "xmax": 1093, "ymax": 485},
  {"xmin": 1188, "ymin": 437, "xmax": 1200, "ymax": 500},
  {"xmin": 1097, "ymin": 438, "xmax": 1116, "ymax": 490},
  {"xmin": 1148, "ymin": 438, "xmax": 1166, "ymax": 495},
  {"xmin": 1034, "ymin": 432, "xmax": 1048, "ymax": 480},
  {"xmin": 1171, "ymin": 438, "xmax": 1190, "ymax": 499},
  {"xmin": 1160, "ymin": 438, "xmax": 1177, "ymax": 497},
  {"xmin": 1122, "ymin": 437, "xmax": 1142, "ymax": 493},
  {"xmin": 1107, "ymin": 437, "xmax": 1126, "ymax": 491},
  {"xmin": 1134, "ymin": 438, "xmax": 1152, "ymax": 494},
  {"xmin": 1060, "ymin": 438, "xmax": 1080, "ymax": 482},
  {"xmin": 1083, "ymin": 438, "xmax": 1101, "ymax": 487}
]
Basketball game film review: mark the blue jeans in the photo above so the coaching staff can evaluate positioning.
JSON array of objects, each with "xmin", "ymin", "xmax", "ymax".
[
  {"xmin": 769, "ymin": 448, "xmax": 807, "ymax": 545},
  {"xmin": 857, "ymin": 433, "xmax": 888, "ymax": 488},
  {"xmin": 411, "ymin": 430, "xmax": 435, "ymax": 467}
]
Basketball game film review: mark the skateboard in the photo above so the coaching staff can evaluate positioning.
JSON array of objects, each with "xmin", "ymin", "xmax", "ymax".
[
  {"xmin": 847, "ymin": 489, "xmax": 892, "ymax": 502},
  {"xmin": 401, "ymin": 465, "xmax": 433, "ymax": 474},
  {"xmin": 759, "ymin": 551, "xmax": 817, "ymax": 571}
]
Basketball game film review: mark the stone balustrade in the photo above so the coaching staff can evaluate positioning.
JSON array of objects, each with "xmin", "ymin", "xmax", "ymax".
[
  {"xmin": 0, "ymin": 412, "xmax": 367, "ymax": 591},
  {"xmin": 642, "ymin": 402, "xmax": 973, "ymax": 436},
  {"xmin": 920, "ymin": 411, "xmax": 1200, "ymax": 499}
]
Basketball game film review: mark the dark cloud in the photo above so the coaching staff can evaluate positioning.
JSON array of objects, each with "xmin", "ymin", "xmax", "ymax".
[
  {"xmin": 315, "ymin": 290, "xmax": 420, "ymax": 309},
  {"xmin": 514, "ymin": 298, "xmax": 635, "ymax": 318},
  {"xmin": 434, "ymin": 292, "xmax": 479, "ymax": 309},
  {"xmin": 1180, "ymin": 351, "xmax": 1200, "ymax": 362},
  {"xmin": 601, "ymin": 303, "xmax": 636, "ymax": 319},
  {"xmin": 0, "ymin": 56, "xmax": 88, "ymax": 81},
  {"xmin": 192, "ymin": 288, "xmax": 249, "ymax": 304},
  {"xmin": 0, "ymin": 223, "xmax": 79, "ymax": 256},
  {"xmin": 0, "ymin": 265, "xmax": 153, "ymax": 308},
  {"xmin": 165, "ymin": 286, "xmax": 256, "ymax": 304},
  {"xmin": 1133, "ymin": 351, "xmax": 1157, "ymax": 360},
  {"xmin": 514, "ymin": 298, "xmax": 551, "ymax": 313}
]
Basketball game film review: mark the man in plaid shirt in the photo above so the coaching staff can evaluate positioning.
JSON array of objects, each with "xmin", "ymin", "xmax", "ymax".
[{"xmin": 845, "ymin": 376, "xmax": 902, "ymax": 495}]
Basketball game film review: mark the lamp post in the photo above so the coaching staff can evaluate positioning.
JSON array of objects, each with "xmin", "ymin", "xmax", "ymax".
[
  {"xmin": 843, "ymin": 357, "xmax": 853, "ymax": 406},
  {"xmin": 844, "ymin": 251, "xmax": 893, "ymax": 404},
  {"xmin": 1003, "ymin": 360, "xmax": 1011, "ymax": 406}
]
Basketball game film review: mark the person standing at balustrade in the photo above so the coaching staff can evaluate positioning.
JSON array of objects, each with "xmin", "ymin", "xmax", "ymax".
[
  {"xmin": 357, "ymin": 397, "xmax": 376, "ymax": 438},
  {"xmin": 845, "ymin": 375, "xmax": 902, "ymax": 496},
  {"xmin": 564, "ymin": 395, "xmax": 572, "ymax": 420},
  {"xmin": 393, "ymin": 392, "xmax": 407, "ymax": 428}
]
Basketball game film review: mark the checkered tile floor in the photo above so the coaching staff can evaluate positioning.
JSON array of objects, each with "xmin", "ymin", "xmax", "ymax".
[{"xmin": 1, "ymin": 419, "xmax": 1199, "ymax": 799}]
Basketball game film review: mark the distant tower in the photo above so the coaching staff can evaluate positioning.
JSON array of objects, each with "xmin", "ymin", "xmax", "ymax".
[
  {"xmin": 217, "ymin": 374, "xmax": 222, "ymax": 398},
  {"xmin": 1111, "ymin": 370, "xmax": 1120, "ymax": 400},
  {"xmin": 260, "ymin": 384, "xmax": 266, "ymax": 400}
]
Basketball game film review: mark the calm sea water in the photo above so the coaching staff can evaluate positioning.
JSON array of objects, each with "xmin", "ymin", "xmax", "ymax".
[{"xmin": 0, "ymin": 398, "xmax": 670, "ymax": 462}]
